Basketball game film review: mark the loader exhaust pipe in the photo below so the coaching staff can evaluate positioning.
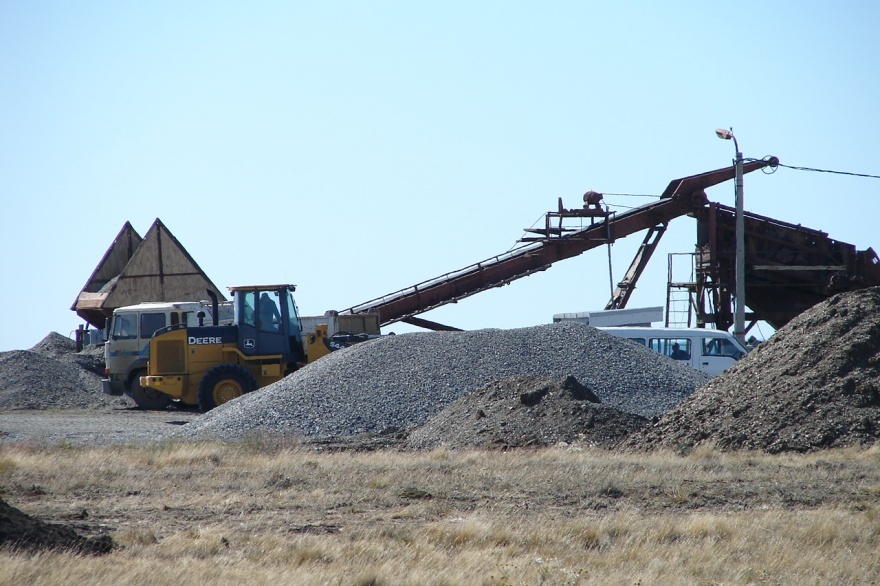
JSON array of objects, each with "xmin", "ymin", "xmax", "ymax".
[{"xmin": 206, "ymin": 289, "xmax": 219, "ymax": 326}]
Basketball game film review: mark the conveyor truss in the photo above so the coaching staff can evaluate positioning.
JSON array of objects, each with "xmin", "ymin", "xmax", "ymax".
[{"xmin": 342, "ymin": 156, "xmax": 880, "ymax": 333}]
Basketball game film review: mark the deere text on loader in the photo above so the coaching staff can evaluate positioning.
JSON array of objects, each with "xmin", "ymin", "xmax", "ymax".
[{"xmin": 140, "ymin": 284, "xmax": 371, "ymax": 411}]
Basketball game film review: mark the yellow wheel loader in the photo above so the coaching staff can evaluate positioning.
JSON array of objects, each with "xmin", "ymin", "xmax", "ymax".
[{"xmin": 140, "ymin": 284, "xmax": 375, "ymax": 411}]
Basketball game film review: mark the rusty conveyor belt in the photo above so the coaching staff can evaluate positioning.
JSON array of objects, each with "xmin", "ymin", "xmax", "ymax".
[{"xmin": 341, "ymin": 160, "xmax": 777, "ymax": 328}]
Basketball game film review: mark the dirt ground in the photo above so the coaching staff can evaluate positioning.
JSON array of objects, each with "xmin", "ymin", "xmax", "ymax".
[
  {"xmin": 0, "ymin": 408, "xmax": 201, "ymax": 446},
  {"xmin": 4, "ymin": 287, "xmax": 880, "ymax": 564},
  {"xmin": 623, "ymin": 287, "xmax": 880, "ymax": 454},
  {"xmin": 0, "ymin": 408, "xmax": 201, "ymax": 554}
]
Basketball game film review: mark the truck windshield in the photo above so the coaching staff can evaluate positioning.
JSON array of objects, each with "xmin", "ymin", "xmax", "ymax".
[{"xmin": 112, "ymin": 314, "xmax": 138, "ymax": 340}]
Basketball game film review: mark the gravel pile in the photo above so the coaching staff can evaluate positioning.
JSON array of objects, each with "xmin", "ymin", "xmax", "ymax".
[
  {"xmin": 405, "ymin": 374, "xmax": 648, "ymax": 450},
  {"xmin": 178, "ymin": 323, "xmax": 709, "ymax": 443},
  {"xmin": 0, "ymin": 333, "xmax": 133, "ymax": 410},
  {"xmin": 29, "ymin": 332, "xmax": 105, "ymax": 377},
  {"xmin": 623, "ymin": 287, "xmax": 880, "ymax": 454}
]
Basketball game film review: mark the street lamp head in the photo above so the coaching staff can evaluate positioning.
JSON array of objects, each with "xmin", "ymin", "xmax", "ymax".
[{"xmin": 715, "ymin": 128, "xmax": 734, "ymax": 140}]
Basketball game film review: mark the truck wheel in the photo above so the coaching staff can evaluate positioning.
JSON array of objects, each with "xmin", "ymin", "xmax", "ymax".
[
  {"xmin": 197, "ymin": 364, "xmax": 258, "ymax": 412},
  {"xmin": 129, "ymin": 369, "xmax": 172, "ymax": 410}
]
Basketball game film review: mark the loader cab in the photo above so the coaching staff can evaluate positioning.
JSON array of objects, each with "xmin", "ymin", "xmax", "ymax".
[{"xmin": 230, "ymin": 284, "xmax": 305, "ymax": 363}]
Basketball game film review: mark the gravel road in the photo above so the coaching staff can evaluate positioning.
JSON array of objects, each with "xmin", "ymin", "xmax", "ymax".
[{"xmin": 0, "ymin": 408, "xmax": 201, "ymax": 446}]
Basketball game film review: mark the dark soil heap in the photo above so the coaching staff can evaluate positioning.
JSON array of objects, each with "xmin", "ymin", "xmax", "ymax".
[
  {"xmin": 0, "ymin": 498, "xmax": 112, "ymax": 555},
  {"xmin": 0, "ymin": 333, "xmax": 133, "ymax": 410},
  {"xmin": 625, "ymin": 287, "xmax": 880, "ymax": 454},
  {"xmin": 406, "ymin": 374, "xmax": 648, "ymax": 450}
]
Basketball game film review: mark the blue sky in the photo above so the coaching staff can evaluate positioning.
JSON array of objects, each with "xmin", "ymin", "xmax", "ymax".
[{"xmin": 2, "ymin": 1, "xmax": 878, "ymax": 351}]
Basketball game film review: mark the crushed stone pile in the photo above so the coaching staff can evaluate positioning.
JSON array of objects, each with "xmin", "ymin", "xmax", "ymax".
[
  {"xmin": 179, "ymin": 322, "xmax": 709, "ymax": 443},
  {"xmin": 623, "ymin": 287, "xmax": 880, "ymax": 454},
  {"xmin": 0, "ymin": 498, "xmax": 112, "ymax": 555},
  {"xmin": 29, "ymin": 332, "xmax": 105, "ymax": 377},
  {"xmin": 0, "ymin": 333, "xmax": 133, "ymax": 410},
  {"xmin": 405, "ymin": 374, "xmax": 648, "ymax": 450}
]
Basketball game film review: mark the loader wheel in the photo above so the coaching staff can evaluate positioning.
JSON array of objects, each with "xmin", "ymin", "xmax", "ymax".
[
  {"xmin": 197, "ymin": 364, "xmax": 258, "ymax": 412},
  {"xmin": 129, "ymin": 369, "xmax": 172, "ymax": 410}
]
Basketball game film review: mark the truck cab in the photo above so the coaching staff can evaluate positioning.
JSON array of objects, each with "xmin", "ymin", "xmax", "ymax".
[
  {"xmin": 102, "ymin": 300, "xmax": 233, "ymax": 408},
  {"xmin": 597, "ymin": 327, "xmax": 748, "ymax": 376}
]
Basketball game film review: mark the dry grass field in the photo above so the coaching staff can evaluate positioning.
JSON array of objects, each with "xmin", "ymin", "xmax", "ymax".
[{"xmin": 2, "ymin": 440, "xmax": 880, "ymax": 585}]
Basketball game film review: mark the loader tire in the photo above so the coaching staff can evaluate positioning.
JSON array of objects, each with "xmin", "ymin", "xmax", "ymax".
[
  {"xmin": 197, "ymin": 364, "xmax": 258, "ymax": 412},
  {"xmin": 129, "ymin": 369, "xmax": 172, "ymax": 410}
]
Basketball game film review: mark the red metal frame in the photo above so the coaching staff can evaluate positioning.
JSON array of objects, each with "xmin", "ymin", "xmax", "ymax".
[{"xmin": 341, "ymin": 160, "xmax": 777, "ymax": 329}]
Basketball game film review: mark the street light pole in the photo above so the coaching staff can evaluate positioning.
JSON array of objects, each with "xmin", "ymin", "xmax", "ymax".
[{"xmin": 715, "ymin": 128, "xmax": 746, "ymax": 345}]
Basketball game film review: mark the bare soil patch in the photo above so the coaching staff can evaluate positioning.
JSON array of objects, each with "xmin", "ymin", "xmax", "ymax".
[
  {"xmin": 0, "ymin": 498, "xmax": 112, "ymax": 555},
  {"xmin": 0, "ymin": 409, "xmax": 200, "ymax": 446}
]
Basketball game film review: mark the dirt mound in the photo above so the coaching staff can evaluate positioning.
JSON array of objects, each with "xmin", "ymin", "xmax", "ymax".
[
  {"xmin": 0, "ymin": 333, "xmax": 133, "ymax": 410},
  {"xmin": 406, "ymin": 374, "xmax": 648, "ymax": 450},
  {"xmin": 624, "ymin": 287, "xmax": 880, "ymax": 454},
  {"xmin": 0, "ymin": 498, "xmax": 112, "ymax": 555}
]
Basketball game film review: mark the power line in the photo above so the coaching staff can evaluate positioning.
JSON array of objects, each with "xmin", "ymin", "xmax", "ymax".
[{"xmin": 777, "ymin": 163, "xmax": 880, "ymax": 180}]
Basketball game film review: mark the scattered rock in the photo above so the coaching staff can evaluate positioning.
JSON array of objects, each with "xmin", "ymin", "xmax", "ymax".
[
  {"xmin": 13, "ymin": 285, "xmax": 880, "ymax": 456},
  {"xmin": 28, "ymin": 332, "xmax": 78, "ymax": 359}
]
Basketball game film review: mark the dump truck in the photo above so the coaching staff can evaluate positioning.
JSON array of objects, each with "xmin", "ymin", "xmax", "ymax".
[
  {"xmin": 138, "ymin": 284, "xmax": 379, "ymax": 411},
  {"xmin": 102, "ymin": 299, "xmax": 234, "ymax": 408}
]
